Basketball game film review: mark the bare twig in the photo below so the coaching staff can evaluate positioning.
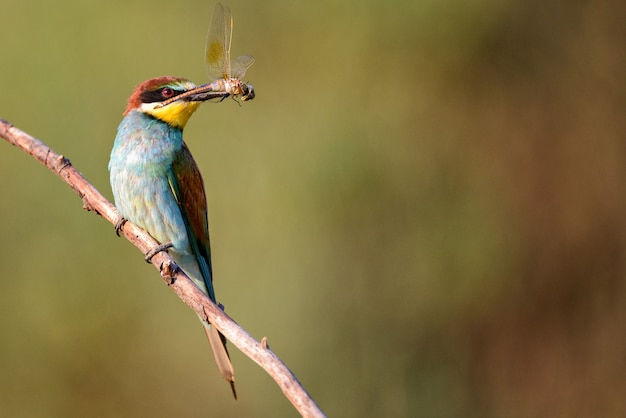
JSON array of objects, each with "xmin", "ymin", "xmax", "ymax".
[{"xmin": 0, "ymin": 118, "xmax": 326, "ymax": 418}]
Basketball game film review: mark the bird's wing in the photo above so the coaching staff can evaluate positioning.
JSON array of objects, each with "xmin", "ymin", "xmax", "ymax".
[
  {"xmin": 167, "ymin": 142, "xmax": 216, "ymax": 302},
  {"xmin": 167, "ymin": 142, "xmax": 236, "ymax": 392}
]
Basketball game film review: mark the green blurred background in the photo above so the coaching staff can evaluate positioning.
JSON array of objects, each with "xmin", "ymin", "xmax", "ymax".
[{"xmin": 1, "ymin": 0, "xmax": 625, "ymax": 416}]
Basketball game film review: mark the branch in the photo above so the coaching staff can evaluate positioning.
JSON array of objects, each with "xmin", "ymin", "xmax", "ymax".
[{"xmin": 0, "ymin": 118, "xmax": 326, "ymax": 418}]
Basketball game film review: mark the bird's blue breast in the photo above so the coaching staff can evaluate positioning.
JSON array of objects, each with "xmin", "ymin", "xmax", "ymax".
[{"xmin": 109, "ymin": 110, "xmax": 190, "ymax": 253}]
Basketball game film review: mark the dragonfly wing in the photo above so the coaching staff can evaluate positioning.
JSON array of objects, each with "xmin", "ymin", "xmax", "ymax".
[
  {"xmin": 231, "ymin": 55, "xmax": 255, "ymax": 80},
  {"xmin": 205, "ymin": 2, "xmax": 232, "ymax": 80}
]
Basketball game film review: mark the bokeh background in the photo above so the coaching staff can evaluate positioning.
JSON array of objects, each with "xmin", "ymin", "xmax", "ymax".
[{"xmin": 1, "ymin": 0, "xmax": 625, "ymax": 416}]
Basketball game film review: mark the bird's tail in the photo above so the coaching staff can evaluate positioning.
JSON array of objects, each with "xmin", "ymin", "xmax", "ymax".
[
  {"xmin": 180, "ymin": 257, "xmax": 236, "ymax": 398},
  {"xmin": 201, "ymin": 317, "xmax": 237, "ymax": 399}
]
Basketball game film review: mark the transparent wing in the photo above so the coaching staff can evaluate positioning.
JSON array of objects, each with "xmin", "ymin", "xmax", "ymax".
[
  {"xmin": 205, "ymin": 2, "xmax": 232, "ymax": 81},
  {"xmin": 231, "ymin": 55, "xmax": 255, "ymax": 80}
]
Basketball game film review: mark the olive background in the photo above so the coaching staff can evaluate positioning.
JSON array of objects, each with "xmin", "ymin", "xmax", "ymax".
[{"xmin": 1, "ymin": 0, "xmax": 625, "ymax": 416}]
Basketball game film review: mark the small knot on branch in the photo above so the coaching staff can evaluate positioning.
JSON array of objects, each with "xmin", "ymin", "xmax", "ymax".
[
  {"xmin": 82, "ymin": 196, "xmax": 97, "ymax": 213},
  {"xmin": 54, "ymin": 154, "xmax": 72, "ymax": 174},
  {"xmin": 160, "ymin": 260, "xmax": 178, "ymax": 286},
  {"xmin": 260, "ymin": 337, "xmax": 270, "ymax": 349}
]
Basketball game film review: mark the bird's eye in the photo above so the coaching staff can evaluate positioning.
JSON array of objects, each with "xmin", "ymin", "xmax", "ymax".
[{"xmin": 161, "ymin": 88, "xmax": 174, "ymax": 98}]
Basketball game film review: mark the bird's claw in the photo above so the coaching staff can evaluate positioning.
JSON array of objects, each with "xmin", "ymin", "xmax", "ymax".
[
  {"xmin": 144, "ymin": 242, "xmax": 174, "ymax": 263},
  {"xmin": 114, "ymin": 217, "xmax": 127, "ymax": 237}
]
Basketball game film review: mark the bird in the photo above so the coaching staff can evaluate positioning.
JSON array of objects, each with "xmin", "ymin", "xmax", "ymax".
[{"xmin": 108, "ymin": 76, "xmax": 236, "ymax": 398}]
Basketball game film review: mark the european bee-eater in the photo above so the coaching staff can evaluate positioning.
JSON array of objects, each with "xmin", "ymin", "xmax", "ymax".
[{"xmin": 108, "ymin": 76, "xmax": 236, "ymax": 398}]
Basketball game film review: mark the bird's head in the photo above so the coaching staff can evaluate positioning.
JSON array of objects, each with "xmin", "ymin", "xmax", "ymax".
[{"xmin": 124, "ymin": 76, "xmax": 220, "ymax": 129}]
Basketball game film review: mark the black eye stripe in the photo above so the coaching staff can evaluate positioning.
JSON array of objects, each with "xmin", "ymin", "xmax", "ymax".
[{"xmin": 139, "ymin": 87, "xmax": 184, "ymax": 103}]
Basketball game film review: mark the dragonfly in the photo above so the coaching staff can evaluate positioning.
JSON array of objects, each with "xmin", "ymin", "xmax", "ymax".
[
  {"xmin": 159, "ymin": 3, "xmax": 255, "ymax": 107},
  {"xmin": 205, "ymin": 2, "xmax": 255, "ymax": 101}
]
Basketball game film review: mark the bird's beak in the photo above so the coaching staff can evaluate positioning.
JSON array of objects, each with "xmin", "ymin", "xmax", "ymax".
[
  {"xmin": 183, "ymin": 85, "xmax": 229, "ymax": 102},
  {"xmin": 157, "ymin": 85, "xmax": 228, "ymax": 108}
]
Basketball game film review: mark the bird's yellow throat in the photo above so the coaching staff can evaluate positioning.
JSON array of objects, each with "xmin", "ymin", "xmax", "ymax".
[{"xmin": 141, "ymin": 100, "xmax": 201, "ymax": 129}]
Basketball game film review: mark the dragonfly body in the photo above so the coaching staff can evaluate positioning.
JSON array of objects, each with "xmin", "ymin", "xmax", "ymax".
[{"xmin": 206, "ymin": 77, "xmax": 255, "ymax": 101}]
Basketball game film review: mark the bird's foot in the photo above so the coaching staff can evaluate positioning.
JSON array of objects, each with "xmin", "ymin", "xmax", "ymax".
[
  {"xmin": 114, "ymin": 216, "xmax": 127, "ymax": 237},
  {"xmin": 144, "ymin": 242, "xmax": 174, "ymax": 263}
]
